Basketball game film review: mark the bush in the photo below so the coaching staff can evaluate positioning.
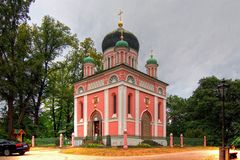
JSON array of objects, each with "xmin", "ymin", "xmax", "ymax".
[
  {"xmin": 137, "ymin": 143, "xmax": 151, "ymax": 148},
  {"xmin": 84, "ymin": 143, "xmax": 104, "ymax": 148}
]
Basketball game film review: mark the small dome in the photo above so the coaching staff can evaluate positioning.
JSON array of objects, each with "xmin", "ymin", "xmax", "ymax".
[
  {"xmin": 146, "ymin": 55, "xmax": 158, "ymax": 65},
  {"xmin": 115, "ymin": 40, "xmax": 129, "ymax": 48},
  {"xmin": 83, "ymin": 56, "xmax": 94, "ymax": 64}
]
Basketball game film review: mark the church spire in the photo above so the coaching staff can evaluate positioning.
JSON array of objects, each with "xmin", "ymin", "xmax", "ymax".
[{"xmin": 118, "ymin": 9, "xmax": 123, "ymax": 28}]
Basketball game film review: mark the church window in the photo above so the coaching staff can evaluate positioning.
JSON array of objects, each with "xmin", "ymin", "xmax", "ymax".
[
  {"xmin": 127, "ymin": 75, "xmax": 135, "ymax": 84},
  {"xmin": 80, "ymin": 102, "xmax": 83, "ymax": 119},
  {"xmin": 128, "ymin": 56, "xmax": 131, "ymax": 66},
  {"xmin": 158, "ymin": 87, "xmax": 163, "ymax": 95},
  {"xmin": 158, "ymin": 102, "xmax": 161, "ymax": 120},
  {"xmin": 132, "ymin": 58, "xmax": 134, "ymax": 67},
  {"xmin": 78, "ymin": 87, "xmax": 84, "ymax": 94},
  {"xmin": 108, "ymin": 57, "xmax": 110, "ymax": 69},
  {"xmin": 128, "ymin": 94, "xmax": 131, "ymax": 114},
  {"xmin": 113, "ymin": 94, "xmax": 117, "ymax": 114},
  {"xmin": 109, "ymin": 75, "xmax": 118, "ymax": 84}
]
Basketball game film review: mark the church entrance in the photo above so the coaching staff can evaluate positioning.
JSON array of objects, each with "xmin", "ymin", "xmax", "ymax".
[
  {"xmin": 89, "ymin": 110, "xmax": 102, "ymax": 140},
  {"xmin": 141, "ymin": 111, "xmax": 152, "ymax": 139}
]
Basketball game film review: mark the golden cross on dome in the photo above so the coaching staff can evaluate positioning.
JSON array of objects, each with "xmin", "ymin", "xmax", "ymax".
[
  {"xmin": 118, "ymin": 9, "xmax": 123, "ymax": 21},
  {"xmin": 117, "ymin": 9, "xmax": 123, "ymax": 28}
]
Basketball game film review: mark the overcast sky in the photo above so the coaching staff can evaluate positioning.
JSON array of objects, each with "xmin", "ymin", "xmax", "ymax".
[{"xmin": 29, "ymin": 0, "xmax": 240, "ymax": 98}]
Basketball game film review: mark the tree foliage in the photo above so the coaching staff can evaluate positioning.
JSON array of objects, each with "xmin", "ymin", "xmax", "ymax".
[{"xmin": 167, "ymin": 76, "xmax": 240, "ymax": 146}]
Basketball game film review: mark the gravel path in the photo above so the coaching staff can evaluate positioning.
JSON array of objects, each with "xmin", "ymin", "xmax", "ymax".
[{"xmin": 0, "ymin": 149, "xmax": 228, "ymax": 160}]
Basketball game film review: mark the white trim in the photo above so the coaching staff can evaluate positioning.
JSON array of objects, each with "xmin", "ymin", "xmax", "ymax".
[
  {"xmin": 83, "ymin": 95, "xmax": 88, "ymax": 137},
  {"xmin": 74, "ymin": 98, "xmax": 77, "ymax": 137},
  {"xmin": 104, "ymin": 89, "xmax": 109, "ymax": 135},
  {"xmin": 123, "ymin": 86, "xmax": 127, "ymax": 132},
  {"xmin": 118, "ymin": 85, "xmax": 123, "ymax": 135},
  {"xmin": 75, "ymin": 81, "xmax": 166, "ymax": 100},
  {"xmin": 154, "ymin": 96, "xmax": 158, "ymax": 137},
  {"xmin": 163, "ymin": 99, "xmax": 167, "ymax": 137},
  {"xmin": 135, "ymin": 90, "xmax": 139, "ymax": 136}
]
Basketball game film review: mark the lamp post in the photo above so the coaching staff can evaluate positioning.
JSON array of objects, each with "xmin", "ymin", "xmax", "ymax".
[{"xmin": 217, "ymin": 78, "xmax": 229, "ymax": 160}]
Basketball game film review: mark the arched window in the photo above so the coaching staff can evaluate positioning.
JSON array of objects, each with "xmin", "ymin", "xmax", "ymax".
[
  {"xmin": 158, "ymin": 102, "xmax": 161, "ymax": 120},
  {"xmin": 128, "ymin": 56, "xmax": 131, "ymax": 66},
  {"xmin": 127, "ymin": 75, "xmax": 135, "ymax": 84},
  {"xmin": 78, "ymin": 87, "xmax": 84, "ymax": 94},
  {"xmin": 128, "ymin": 94, "xmax": 131, "ymax": 114},
  {"xmin": 108, "ymin": 57, "xmax": 110, "ymax": 69},
  {"xmin": 113, "ymin": 94, "xmax": 117, "ymax": 114},
  {"xmin": 80, "ymin": 102, "xmax": 83, "ymax": 119},
  {"xmin": 109, "ymin": 75, "xmax": 118, "ymax": 84},
  {"xmin": 132, "ymin": 58, "xmax": 134, "ymax": 67},
  {"xmin": 158, "ymin": 87, "xmax": 163, "ymax": 95}
]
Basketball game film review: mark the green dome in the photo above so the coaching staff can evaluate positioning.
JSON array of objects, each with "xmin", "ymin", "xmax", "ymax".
[
  {"xmin": 146, "ymin": 55, "xmax": 158, "ymax": 65},
  {"xmin": 115, "ymin": 40, "xmax": 129, "ymax": 48},
  {"xmin": 83, "ymin": 56, "xmax": 94, "ymax": 63}
]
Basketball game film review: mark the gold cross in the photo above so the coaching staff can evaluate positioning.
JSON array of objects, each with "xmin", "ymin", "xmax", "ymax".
[{"xmin": 118, "ymin": 9, "xmax": 123, "ymax": 21}]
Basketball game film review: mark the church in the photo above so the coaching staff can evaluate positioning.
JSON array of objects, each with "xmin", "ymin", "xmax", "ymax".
[{"xmin": 73, "ymin": 14, "xmax": 168, "ymax": 146}]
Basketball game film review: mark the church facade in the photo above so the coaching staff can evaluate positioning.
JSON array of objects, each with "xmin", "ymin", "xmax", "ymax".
[{"xmin": 73, "ymin": 19, "xmax": 168, "ymax": 146}]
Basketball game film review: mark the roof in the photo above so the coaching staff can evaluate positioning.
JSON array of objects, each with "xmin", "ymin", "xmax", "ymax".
[
  {"xmin": 83, "ymin": 56, "xmax": 94, "ymax": 64},
  {"xmin": 74, "ymin": 64, "xmax": 168, "ymax": 86},
  {"xmin": 146, "ymin": 55, "xmax": 158, "ymax": 65},
  {"xmin": 14, "ymin": 129, "xmax": 26, "ymax": 135},
  {"xmin": 102, "ymin": 28, "xmax": 139, "ymax": 53}
]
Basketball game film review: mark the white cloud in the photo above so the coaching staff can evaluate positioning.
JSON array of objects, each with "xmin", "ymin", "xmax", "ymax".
[{"xmin": 29, "ymin": 0, "xmax": 240, "ymax": 98}]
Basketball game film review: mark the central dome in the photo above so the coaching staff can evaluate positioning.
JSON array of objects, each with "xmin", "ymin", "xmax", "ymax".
[{"xmin": 102, "ymin": 28, "xmax": 139, "ymax": 53}]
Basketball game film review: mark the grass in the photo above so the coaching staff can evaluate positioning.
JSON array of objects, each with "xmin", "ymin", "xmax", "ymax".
[{"xmin": 60, "ymin": 146, "xmax": 218, "ymax": 156}]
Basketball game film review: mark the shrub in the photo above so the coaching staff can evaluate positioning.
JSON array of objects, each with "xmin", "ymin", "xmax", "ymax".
[
  {"xmin": 137, "ymin": 143, "xmax": 151, "ymax": 148},
  {"xmin": 84, "ymin": 143, "xmax": 104, "ymax": 148}
]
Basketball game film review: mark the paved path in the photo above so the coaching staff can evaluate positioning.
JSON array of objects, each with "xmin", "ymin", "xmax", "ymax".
[{"xmin": 0, "ymin": 149, "xmax": 235, "ymax": 160}]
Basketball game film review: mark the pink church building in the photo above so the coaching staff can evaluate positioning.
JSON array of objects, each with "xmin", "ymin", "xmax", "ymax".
[{"xmin": 74, "ymin": 19, "xmax": 168, "ymax": 146}]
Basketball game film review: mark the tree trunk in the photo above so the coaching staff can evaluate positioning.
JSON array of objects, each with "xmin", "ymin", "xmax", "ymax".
[
  {"xmin": 7, "ymin": 96, "xmax": 14, "ymax": 139},
  {"xmin": 51, "ymin": 98, "xmax": 57, "ymax": 137}
]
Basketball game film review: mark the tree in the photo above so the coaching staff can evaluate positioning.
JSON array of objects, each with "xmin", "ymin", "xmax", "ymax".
[
  {"xmin": 0, "ymin": 0, "xmax": 34, "ymax": 138},
  {"xmin": 167, "ymin": 95, "xmax": 187, "ymax": 136},
  {"xmin": 30, "ymin": 15, "xmax": 78, "ymax": 136}
]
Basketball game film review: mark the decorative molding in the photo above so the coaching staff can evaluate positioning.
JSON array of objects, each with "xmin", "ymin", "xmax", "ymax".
[
  {"xmin": 163, "ymin": 99, "xmax": 167, "ymax": 137},
  {"xmin": 139, "ymin": 80, "xmax": 154, "ymax": 91},
  {"xmin": 75, "ymin": 81, "xmax": 166, "ymax": 100},
  {"xmin": 88, "ymin": 80, "xmax": 104, "ymax": 90}
]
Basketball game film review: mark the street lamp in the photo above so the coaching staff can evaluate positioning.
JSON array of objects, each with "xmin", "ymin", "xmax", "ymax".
[{"xmin": 217, "ymin": 78, "xmax": 229, "ymax": 160}]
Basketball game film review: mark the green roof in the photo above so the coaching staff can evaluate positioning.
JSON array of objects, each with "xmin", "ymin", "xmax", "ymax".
[
  {"xmin": 146, "ymin": 55, "xmax": 158, "ymax": 65},
  {"xmin": 115, "ymin": 40, "xmax": 129, "ymax": 48},
  {"xmin": 83, "ymin": 56, "xmax": 94, "ymax": 64}
]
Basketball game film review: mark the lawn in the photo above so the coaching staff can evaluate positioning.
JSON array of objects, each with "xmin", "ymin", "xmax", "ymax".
[{"xmin": 60, "ymin": 146, "xmax": 218, "ymax": 156}]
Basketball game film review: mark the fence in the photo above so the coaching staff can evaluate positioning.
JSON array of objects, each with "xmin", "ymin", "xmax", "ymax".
[
  {"xmin": 166, "ymin": 136, "xmax": 204, "ymax": 146},
  {"xmin": 34, "ymin": 137, "xmax": 71, "ymax": 147}
]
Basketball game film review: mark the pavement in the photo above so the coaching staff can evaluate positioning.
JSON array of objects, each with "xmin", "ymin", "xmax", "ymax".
[{"xmin": 0, "ymin": 149, "xmax": 237, "ymax": 160}]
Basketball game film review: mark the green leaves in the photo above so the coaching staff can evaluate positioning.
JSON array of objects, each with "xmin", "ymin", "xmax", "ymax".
[{"xmin": 167, "ymin": 76, "xmax": 240, "ymax": 145}]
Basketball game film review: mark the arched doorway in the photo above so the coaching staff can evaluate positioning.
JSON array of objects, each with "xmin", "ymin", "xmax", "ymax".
[
  {"xmin": 88, "ymin": 110, "xmax": 102, "ymax": 139},
  {"xmin": 141, "ymin": 111, "xmax": 152, "ymax": 139}
]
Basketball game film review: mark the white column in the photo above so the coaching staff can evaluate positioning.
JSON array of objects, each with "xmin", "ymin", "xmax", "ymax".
[
  {"xmin": 83, "ymin": 95, "xmax": 88, "ymax": 137},
  {"xmin": 163, "ymin": 99, "xmax": 167, "ymax": 137},
  {"xmin": 154, "ymin": 96, "xmax": 158, "ymax": 137},
  {"xmin": 135, "ymin": 90, "xmax": 139, "ymax": 136},
  {"xmin": 104, "ymin": 89, "xmax": 109, "ymax": 135},
  {"xmin": 118, "ymin": 85, "xmax": 126, "ymax": 135},
  {"xmin": 122, "ymin": 86, "xmax": 127, "ymax": 132},
  {"xmin": 74, "ymin": 97, "xmax": 77, "ymax": 137},
  {"xmin": 118, "ymin": 86, "xmax": 123, "ymax": 135}
]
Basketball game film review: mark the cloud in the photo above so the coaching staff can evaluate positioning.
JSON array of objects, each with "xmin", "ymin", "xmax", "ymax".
[{"xmin": 29, "ymin": 0, "xmax": 240, "ymax": 98}]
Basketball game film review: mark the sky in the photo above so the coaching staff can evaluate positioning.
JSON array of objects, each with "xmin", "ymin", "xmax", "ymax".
[{"xmin": 29, "ymin": 0, "xmax": 240, "ymax": 98}]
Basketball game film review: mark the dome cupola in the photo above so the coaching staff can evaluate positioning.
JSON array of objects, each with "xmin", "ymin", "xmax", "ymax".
[
  {"xmin": 83, "ymin": 55, "xmax": 94, "ymax": 64},
  {"xmin": 146, "ymin": 55, "xmax": 158, "ymax": 65}
]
